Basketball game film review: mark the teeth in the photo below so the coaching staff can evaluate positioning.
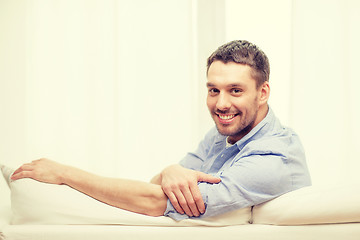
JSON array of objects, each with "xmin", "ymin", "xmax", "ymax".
[{"xmin": 219, "ymin": 114, "xmax": 235, "ymax": 120}]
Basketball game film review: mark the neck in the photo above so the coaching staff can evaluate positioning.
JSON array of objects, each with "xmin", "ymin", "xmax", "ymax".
[
  {"xmin": 256, "ymin": 104, "xmax": 269, "ymax": 125},
  {"xmin": 227, "ymin": 104, "xmax": 269, "ymax": 145}
]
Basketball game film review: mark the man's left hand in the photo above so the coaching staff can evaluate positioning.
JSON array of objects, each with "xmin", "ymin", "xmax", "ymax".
[{"xmin": 160, "ymin": 164, "xmax": 221, "ymax": 217}]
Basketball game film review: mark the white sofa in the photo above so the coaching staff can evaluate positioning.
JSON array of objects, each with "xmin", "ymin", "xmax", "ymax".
[{"xmin": 1, "ymin": 164, "xmax": 360, "ymax": 240}]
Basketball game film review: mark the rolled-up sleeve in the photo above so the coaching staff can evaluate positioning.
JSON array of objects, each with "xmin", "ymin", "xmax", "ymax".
[{"xmin": 165, "ymin": 153, "xmax": 295, "ymax": 220}]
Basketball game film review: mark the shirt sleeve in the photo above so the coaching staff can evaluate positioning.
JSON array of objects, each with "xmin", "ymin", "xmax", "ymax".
[
  {"xmin": 165, "ymin": 128, "xmax": 310, "ymax": 220},
  {"xmin": 199, "ymin": 131, "xmax": 311, "ymax": 219},
  {"xmin": 199, "ymin": 154, "xmax": 295, "ymax": 218},
  {"xmin": 165, "ymin": 153, "xmax": 293, "ymax": 220}
]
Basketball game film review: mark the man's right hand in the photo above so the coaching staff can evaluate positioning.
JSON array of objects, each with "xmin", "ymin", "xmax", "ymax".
[{"xmin": 160, "ymin": 164, "xmax": 221, "ymax": 217}]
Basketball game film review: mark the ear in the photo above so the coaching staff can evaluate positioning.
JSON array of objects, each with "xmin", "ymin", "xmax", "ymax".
[{"xmin": 258, "ymin": 81, "xmax": 270, "ymax": 105}]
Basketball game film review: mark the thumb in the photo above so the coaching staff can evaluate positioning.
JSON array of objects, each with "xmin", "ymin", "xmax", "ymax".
[{"xmin": 197, "ymin": 172, "xmax": 221, "ymax": 184}]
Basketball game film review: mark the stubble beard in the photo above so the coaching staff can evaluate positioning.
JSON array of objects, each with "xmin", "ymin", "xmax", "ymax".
[{"xmin": 214, "ymin": 109, "xmax": 258, "ymax": 142}]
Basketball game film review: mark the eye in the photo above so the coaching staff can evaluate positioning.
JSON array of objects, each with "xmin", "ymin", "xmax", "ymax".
[
  {"xmin": 208, "ymin": 88, "xmax": 220, "ymax": 96},
  {"xmin": 231, "ymin": 88, "xmax": 243, "ymax": 95}
]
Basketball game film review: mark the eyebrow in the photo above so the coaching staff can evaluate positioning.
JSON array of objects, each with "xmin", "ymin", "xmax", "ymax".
[{"xmin": 206, "ymin": 82, "xmax": 245, "ymax": 88}]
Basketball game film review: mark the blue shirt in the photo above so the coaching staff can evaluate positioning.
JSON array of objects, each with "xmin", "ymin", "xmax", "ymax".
[{"xmin": 164, "ymin": 107, "xmax": 311, "ymax": 221}]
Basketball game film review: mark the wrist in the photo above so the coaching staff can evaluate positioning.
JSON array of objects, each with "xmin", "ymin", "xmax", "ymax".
[
  {"xmin": 150, "ymin": 174, "xmax": 162, "ymax": 185},
  {"xmin": 59, "ymin": 165, "xmax": 75, "ymax": 185}
]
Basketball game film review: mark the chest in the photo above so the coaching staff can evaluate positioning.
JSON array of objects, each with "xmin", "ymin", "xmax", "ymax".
[{"xmin": 201, "ymin": 144, "xmax": 240, "ymax": 174}]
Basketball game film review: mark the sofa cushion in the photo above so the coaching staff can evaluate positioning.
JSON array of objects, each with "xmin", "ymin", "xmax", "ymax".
[{"xmin": 252, "ymin": 184, "xmax": 360, "ymax": 225}]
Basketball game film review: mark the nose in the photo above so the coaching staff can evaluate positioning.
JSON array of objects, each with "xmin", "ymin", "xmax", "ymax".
[{"xmin": 216, "ymin": 92, "xmax": 231, "ymax": 111}]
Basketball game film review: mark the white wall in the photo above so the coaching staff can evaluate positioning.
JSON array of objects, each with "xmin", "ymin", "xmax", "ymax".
[
  {"xmin": 225, "ymin": 0, "xmax": 360, "ymax": 185},
  {"xmin": 291, "ymin": 0, "xmax": 360, "ymax": 185},
  {"xmin": 1, "ymin": 0, "xmax": 359, "ymax": 186},
  {"xmin": 0, "ymin": 0, "xmax": 199, "ymax": 181}
]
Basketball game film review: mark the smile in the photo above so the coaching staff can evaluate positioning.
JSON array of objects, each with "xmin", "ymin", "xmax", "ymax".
[
  {"xmin": 216, "ymin": 113, "xmax": 239, "ymax": 124},
  {"xmin": 218, "ymin": 114, "xmax": 236, "ymax": 120}
]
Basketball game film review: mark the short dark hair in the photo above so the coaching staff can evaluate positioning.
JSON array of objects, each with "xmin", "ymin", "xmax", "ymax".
[{"xmin": 207, "ymin": 40, "xmax": 270, "ymax": 88}]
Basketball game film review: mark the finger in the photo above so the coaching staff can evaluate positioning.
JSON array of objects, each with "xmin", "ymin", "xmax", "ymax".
[
  {"xmin": 166, "ymin": 192, "xmax": 185, "ymax": 215},
  {"xmin": 11, "ymin": 170, "xmax": 33, "ymax": 181},
  {"xmin": 12, "ymin": 164, "xmax": 34, "ymax": 176},
  {"xmin": 197, "ymin": 172, "xmax": 221, "ymax": 184},
  {"xmin": 189, "ymin": 183, "xmax": 205, "ymax": 214},
  {"xmin": 162, "ymin": 185, "xmax": 185, "ymax": 214},
  {"xmin": 173, "ymin": 189, "xmax": 193, "ymax": 217},
  {"xmin": 181, "ymin": 187, "xmax": 201, "ymax": 217}
]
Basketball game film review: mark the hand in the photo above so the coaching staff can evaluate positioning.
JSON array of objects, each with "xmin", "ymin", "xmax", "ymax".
[
  {"xmin": 11, "ymin": 158, "xmax": 67, "ymax": 185},
  {"xmin": 160, "ymin": 164, "xmax": 221, "ymax": 217}
]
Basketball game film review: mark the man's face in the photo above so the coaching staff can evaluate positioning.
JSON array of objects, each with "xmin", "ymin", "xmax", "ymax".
[{"xmin": 206, "ymin": 61, "xmax": 268, "ymax": 144}]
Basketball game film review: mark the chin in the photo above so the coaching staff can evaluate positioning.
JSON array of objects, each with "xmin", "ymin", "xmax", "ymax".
[
  {"xmin": 215, "ymin": 124, "xmax": 236, "ymax": 136},
  {"xmin": 215, "ymin": 122, "xmax": 252, "ymax": 141}
]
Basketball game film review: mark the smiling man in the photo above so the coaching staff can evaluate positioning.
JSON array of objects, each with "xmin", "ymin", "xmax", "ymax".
[
  {"xmin": 11, "ymin": 40, "xmax": 311, "ymax": 221},
  {"xmin": 158, "ymin": 40, "xmax": 311, "ymax": 220}
]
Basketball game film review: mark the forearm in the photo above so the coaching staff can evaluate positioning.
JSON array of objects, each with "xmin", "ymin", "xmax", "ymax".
[{"xmin": 61, "ymin": 166, "xmax": 167, "ymax": 216}]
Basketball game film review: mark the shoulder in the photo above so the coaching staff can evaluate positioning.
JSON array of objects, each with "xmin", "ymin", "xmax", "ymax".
[{"xmin": 241, "ymin": 109, "xmax": 304, "ymax": 160}]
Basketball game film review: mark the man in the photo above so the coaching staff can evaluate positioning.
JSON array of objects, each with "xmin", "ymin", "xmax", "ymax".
[{"xmin": 11, "ymin": 40, "xmax": 311, "ymax": 220}]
